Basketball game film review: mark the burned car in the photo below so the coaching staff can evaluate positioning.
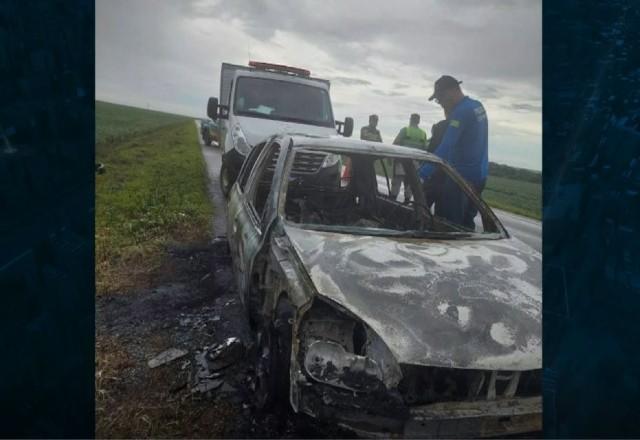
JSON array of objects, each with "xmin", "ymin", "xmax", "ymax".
[{"xmin": 226, "ymin": 134, "xmax": 541, "ymax": 437}]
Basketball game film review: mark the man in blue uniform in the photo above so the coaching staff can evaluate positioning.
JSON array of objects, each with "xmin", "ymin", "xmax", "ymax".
[{"xmin": 420, "ymin": 76, "xmax": 489, "ymax": 229}]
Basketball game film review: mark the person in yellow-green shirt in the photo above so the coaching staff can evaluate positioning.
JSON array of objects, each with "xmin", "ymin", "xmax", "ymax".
[{"xmin": 391, "ymin": 113, "xmax": 427, "ymax": 202}]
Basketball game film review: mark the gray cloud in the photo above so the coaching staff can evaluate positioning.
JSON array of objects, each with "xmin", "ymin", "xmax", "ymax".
[
  {"xmin": 510, "ymin": 103, "xmax": 542, "ymax": 112},
  {"xmin": 477, "ymin": 85, "xmax": 501, "ymax": 100},
  {"xmin": 372, "ymin": 89, "xmax": 406, "ymax": 97},
  {"xmin": 186, "ymin": 0, "xmax": 541, "ymax": 84},
  {"xmin": 330, "ymin": 76, "xmax": 372, "ymax": 86}
]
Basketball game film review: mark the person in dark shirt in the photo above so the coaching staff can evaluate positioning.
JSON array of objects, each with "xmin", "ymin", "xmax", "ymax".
[
  {"xmin": 423, "ymin": 118, "xmax": 449, "ymax": 210},
  {"xmin": 427, "ymin": 119, "xmax": 449, "ymax": 153},
  {"xmin": 360, "ymin": 114, "xmax": 383, "ymax": 142},
  {"xmin": 340, "ymin": 114, "xmax": 383, "ymax": 186}
]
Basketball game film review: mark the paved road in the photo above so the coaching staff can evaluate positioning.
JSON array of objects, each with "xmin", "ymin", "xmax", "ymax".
[
  {"xmin": 492, "ymin": 208, "xmax": 541, "ymax": 252},
  {"xmin": 195, "ymin": 121, "xmax": 227, "ymax": 237},
  {"xmin": 195, "ymin": 121, "xmax": 541, "ymax": 252}
]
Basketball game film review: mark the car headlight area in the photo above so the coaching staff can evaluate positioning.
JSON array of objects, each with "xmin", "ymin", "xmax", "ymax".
[
  {"xmin": 230, "ymin": 123, "xmax": 251, "ymax": 155},
  {"xmin": 291, "ymin": 299, "xmax": 542, "ymax": 437},
  {"xmin": 293, "ymin": 299, "xmax": 408, "ymax": 430},
  {"xmin": 304, "ymin": 340, "xmax": 384, "ymax": 392},
  {"xmin": 298, "ymin": 299, "xmax": 402, "ymax": 390}
]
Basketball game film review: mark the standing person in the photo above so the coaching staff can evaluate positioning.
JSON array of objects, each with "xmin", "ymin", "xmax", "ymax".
[
  {"xmin": 340, "ymin": 114, "xmax": 383, "ymax": 186},
  {"xmin": 427, "ymin": 118, "xmax": 449, "ymax": 153},
  {"xmin": 423, "ymin": 118, "xmax": 449, "ymax": 209},
  {"xmin": 420, "ymin": 75, "xmax": 488, "ymax": 229},
  {"xmin": 391, "ymin": 113, "xmax": 427, "ymax": 202},
  {"xmin": 360, "ymin": 114, "xmax": 383, "ymax": 142}
]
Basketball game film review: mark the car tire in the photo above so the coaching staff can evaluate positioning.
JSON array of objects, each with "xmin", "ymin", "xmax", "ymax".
[
  {"xmin": 220, "ymin": 163, "xmax": 232, "ymax": 198},
  {"xmin": 246, "ymin": 280, "xmax": 262, "ymax": 332},
  {"xmin": 255, "ymin": 304, "xmax": 292, "ymax": 412}
]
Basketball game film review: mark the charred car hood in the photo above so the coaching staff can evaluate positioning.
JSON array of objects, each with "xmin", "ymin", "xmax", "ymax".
[{"xmin": 284, "ymin": 225, "xmax": 541, "ymax": 371}]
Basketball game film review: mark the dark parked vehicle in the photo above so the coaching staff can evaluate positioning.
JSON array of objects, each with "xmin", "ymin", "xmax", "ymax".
[
  {"xmin": 200, "ymin": 118, "xmax": 218, "ymax": 146},
  {"xmin": 227, "ymin": 134, "xmax": 542, "ymax": 437}
]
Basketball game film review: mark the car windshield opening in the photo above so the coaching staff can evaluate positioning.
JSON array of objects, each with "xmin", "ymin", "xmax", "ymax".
[
  {"xmin": 282, "ymin": 149, "xmax": 502, "ymax": 237},
  {"xmin": 234, "ymin": 77, "xmax": 334, "ymax": 128}
]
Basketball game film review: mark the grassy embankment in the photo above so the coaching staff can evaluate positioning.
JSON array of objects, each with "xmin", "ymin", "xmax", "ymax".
[
  {"xmin": 483, "ymin": 175, "xmax": 541, "ymax": 220},
  {"xmin": 95, "ymin": 101, "xmax": 213, "ymax": 295}
]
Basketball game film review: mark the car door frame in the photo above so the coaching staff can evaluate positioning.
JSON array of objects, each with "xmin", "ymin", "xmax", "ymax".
[
  {"xmin": 229, "ymin": 136, "xmax": 285, "ymax": 304},
  {"xmin": 226, "ymin": 139, "xmax": 267, "ymax": 255}
]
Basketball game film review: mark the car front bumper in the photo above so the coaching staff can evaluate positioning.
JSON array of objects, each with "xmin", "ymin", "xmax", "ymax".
[
  {"xmin": 402, "ymin": 396, "xmax": 541, "ymax": 438},
  {"xmin": 298, "ymin": 381, "xmax": 541, "ymax": 438}
]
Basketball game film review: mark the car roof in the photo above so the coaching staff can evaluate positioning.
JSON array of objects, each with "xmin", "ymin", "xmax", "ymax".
[{"xmin": 284, "ymin": 134, "xmax": 443, "ymax": 162}]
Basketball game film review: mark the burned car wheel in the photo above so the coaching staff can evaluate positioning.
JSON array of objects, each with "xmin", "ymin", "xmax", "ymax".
[
  {"xmin": 255, "ymin": 306, "xmax": 292, "ymax": 411},
  {"xmin": 220, "ymin": 163, "xmax": 232, "ymax": 198},
  {"xmin": 245, "ymin": 280, "xmax": 262, "ymax": 332}
]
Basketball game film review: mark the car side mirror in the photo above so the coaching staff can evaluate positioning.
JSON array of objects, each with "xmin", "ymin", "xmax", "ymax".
[
  {"xmin": 343, "ymin": 117, "xmax": 354, "ymax": 137},
  {"xmin": 335, "ymin": 117, "xmax": 354, "ymax": 137},
  {"xmin": 207, "ymin": 97, "xmax": 219, "ymax": 120}
]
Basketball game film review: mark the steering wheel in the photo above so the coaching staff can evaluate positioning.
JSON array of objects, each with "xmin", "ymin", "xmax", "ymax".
[
  {"xmin": 404, "ymin": 200, "xmax": 435, "ymax": 231},
  {"xmin": 297, "ymin": 194, "xmax": 334, "ymax": 224},
  {"xmin": 378, "ymin": 198, "xmax": 429, "ymax": 230}
]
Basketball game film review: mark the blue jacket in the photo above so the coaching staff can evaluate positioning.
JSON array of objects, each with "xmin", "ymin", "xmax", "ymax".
[{"xmin": 420, "ymin": 96, "xmax": 488, "ymax": 188}]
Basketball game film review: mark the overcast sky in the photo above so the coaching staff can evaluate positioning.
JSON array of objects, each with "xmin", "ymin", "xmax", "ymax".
[{"xmin": 96, "ymin": 0, "xmax": 541, "ymax": 170}]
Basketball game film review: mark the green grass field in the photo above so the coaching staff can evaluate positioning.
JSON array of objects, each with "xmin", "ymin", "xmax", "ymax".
[
  {"xmin": 483, "ymin": 175, "xmax": 541, "ymax": 220},
  {"xmin": 96, "ymin": 100, "xmax": 193, "ymax": 145},
  {"xmin": 96, "ymin": 101, "xmax": 212, "ymax": 294}
]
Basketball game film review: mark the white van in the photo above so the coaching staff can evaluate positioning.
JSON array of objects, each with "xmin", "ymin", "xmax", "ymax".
[{"xmin": 207, "ymin": 61, "xmax": 353, "ymax": 196}]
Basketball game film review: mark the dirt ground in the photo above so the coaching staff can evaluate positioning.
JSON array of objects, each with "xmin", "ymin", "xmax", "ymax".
[{"xmin": 95, "ymin": 236, "xmax": 355, "ymax": 438}]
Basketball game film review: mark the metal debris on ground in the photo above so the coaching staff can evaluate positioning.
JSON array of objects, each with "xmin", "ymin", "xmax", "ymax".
[
  {"xmin": 191, "ymin": 337, "xmax": 246, "ymax": 395},
  {"xmin": 211, "ymin": 236, "xmax": 230, "ymax": 255},
  {"xmin": 178, "ymin": 313, "xmax": 212, "ymax": 331},
  {"xmin": 192, "ymin": 378, "xmax": 224, "ymax": 394},
  {"xmin": 207, "ymin": 337, "xmax": 245, "ymax": 371},
  {"xmin": 211, "ymin": 236, "xmax": 227, "ymax": 244},
  {"xmin": 192, "ymin": 351, "xmax": 225, "ymax": 394},
  {"xmin": 147, "ymin": 348, "xmax": 188, "ymax": 368}
]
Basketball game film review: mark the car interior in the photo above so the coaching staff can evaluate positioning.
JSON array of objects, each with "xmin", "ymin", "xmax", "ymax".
[{"xmin": 281, "ymin": 150, "xmax": 498, "ymax": 234}]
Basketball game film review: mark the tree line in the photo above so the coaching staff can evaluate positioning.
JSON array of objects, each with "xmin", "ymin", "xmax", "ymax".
[{"xmin": 489, "ymin": 162, "xmax": 541, "ymax": 183}]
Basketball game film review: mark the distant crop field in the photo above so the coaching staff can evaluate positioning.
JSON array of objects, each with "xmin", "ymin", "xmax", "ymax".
[
  {"xmin": 96, "ymin": 100, "xmax": 192, "ymax": 145},
  {"xmin": 95, "ymin": 102, "xmax": 212, "ymax": 294},
  {"xmin": 483, "ymin": 175, "xmax": 541, "ymax": 220},
  {"xmin": 373, "ymin": 159, "xmax": 541, "ymax": 220}
]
